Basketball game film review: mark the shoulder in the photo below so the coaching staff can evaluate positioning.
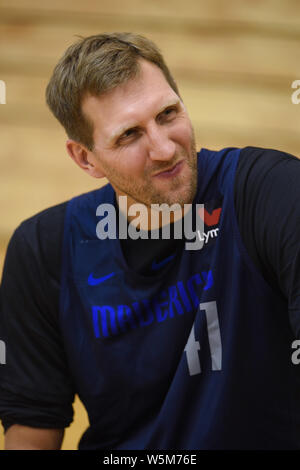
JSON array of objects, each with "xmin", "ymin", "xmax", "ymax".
[
  {"xmin": 3, "ymin": 201, "xmax": 68, "ymax": 287},
  {"xmin": 235, "ymin": 146, "xmax": 300, "ymax": 203},
  {"xmin": 17, "ymin": 202, "xmax": 67, "ymax": 272},
  {"xmin": 237, "ymin": 146, "xmax": 299, "ymax": 174},
  {"xmin": 18, "ymin": 200, "xmax": 68, "ymax": 236}
]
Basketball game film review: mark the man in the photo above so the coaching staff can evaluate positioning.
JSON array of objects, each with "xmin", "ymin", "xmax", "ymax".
[{"xmin": 0, "ymin": 32, "xmax": 299, "ymax": 450}]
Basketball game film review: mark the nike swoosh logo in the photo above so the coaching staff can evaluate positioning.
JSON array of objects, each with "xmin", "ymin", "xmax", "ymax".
[
  {"xmin": 88, "ymin": 272, "xmax": 115, "ymax": 286},
  {"xmin": 198, "ymin": 207, "xmax": 222, "ymax": 226},
  {"xmin": 152, "ymin": 254, "xmax": 175, "ymax": 271}
]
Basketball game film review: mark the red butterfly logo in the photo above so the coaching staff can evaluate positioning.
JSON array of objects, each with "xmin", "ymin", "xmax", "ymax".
[{"xmin": 198, "ymin": 207, "xmax": 222, "ymax": 226}]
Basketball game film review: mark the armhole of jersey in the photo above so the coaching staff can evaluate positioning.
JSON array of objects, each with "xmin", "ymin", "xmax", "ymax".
[
  {"xmin": 59, "ymin": 197, "xmax": 74, "ymax": 322},
  {"xmin": 228, "ymin": 148, "xmax": 283, "ymax": 299}
]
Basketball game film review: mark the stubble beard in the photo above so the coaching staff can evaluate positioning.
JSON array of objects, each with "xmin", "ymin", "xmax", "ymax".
[{"xmin": 114, "ymin": 137, "xmax": 198, "ymax": 210}]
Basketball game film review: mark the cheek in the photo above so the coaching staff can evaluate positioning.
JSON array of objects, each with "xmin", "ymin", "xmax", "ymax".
[
  {"xmin": 171, "ymin": 121, "xmax": 194, "ymax": 149},
  {"xmin": 117, "ymin": 145, "xmax": 147, "ymax": 176}
]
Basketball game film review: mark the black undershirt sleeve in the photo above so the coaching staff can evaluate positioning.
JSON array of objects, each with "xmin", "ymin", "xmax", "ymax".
[
  {"xmin": 0, "ymin": 202, "xmax": 74, "ymax": 431},
  {"xmin": 235, "ymin": 147, "xmax": 300, "ymax": 337}
]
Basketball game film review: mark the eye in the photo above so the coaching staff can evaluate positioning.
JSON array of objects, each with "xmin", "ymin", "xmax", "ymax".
[
  {"xmin": 159, "ymin": 106, "xmax": 178, "ymax": 122},
  {"xmin": 118, "ymin": 128, "xmax": 140, "ymax": 144}
]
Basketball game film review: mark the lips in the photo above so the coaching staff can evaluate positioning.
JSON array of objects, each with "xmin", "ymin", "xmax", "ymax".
[{"xmin": 153, "ymin": 161, "xmax": 183, "ymax": 178}]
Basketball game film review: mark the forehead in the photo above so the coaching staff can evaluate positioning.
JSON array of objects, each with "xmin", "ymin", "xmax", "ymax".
[{"xmin": 81, "ymin": 59, "xmax": 179, "ymax": 142}]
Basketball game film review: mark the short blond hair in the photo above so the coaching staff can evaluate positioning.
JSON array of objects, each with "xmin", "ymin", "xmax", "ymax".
[{"xmin": 45, "ymin": 32, "xmax": 179, "ymax": 150}]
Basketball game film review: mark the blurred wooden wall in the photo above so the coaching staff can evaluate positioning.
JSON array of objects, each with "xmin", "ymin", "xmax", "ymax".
[{"xmin": 0, "ymin": 0, "xmax": 300, "ymax": 450}]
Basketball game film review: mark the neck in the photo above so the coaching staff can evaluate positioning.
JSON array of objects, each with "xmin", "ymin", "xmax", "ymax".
[{"xmin": 116, "ymin": 194, "xmax": 187, "ymax": 231}]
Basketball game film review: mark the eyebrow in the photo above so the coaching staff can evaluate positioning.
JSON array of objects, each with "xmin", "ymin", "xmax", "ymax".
[{"xmin": 108, "ymin": 98, "xmax": 181, "ymax": 145}]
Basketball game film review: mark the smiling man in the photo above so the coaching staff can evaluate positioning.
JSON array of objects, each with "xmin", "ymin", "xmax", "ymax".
[
  {"xmin": 71, "ymin": 59, "xmax": 198, "ymax": 208},
  {"xmin": 0, "ymin": 32, "xmax": 300, "ymax": 450}
]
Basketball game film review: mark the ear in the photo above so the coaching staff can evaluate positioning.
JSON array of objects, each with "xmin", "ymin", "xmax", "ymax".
[{"xmin": 66, "ymin": 139, "xmax": 106, "ymax": 178}]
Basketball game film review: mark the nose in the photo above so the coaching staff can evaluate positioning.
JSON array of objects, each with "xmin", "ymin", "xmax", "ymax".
[{"xmin": 147, "ymin": 124, "xmax": 176, "ymax": 162}]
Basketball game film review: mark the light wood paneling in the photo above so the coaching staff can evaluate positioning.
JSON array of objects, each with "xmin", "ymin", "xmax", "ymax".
[
  {"xmin": 0, "ymin": 0, "xmax": 299, "ymax": 451},
  {"xmin": 1, "ymin": 0, "xmax": 300, "ymax": 28}
]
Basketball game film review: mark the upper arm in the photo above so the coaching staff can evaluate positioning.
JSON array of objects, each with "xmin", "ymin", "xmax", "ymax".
[
  {"xmin": 0, "ymin": 206, "xmax": 75, "ymax": 432},
  {"xmin": 5, "ymin": 424, "xmax": 64, "ymax": 450},
  {"xmin": 235, "ymin": 147, "xmax": 300, "ymax": 335}
]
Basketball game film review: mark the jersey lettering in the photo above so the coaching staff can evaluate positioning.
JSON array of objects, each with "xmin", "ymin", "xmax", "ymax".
[
  {"xmin": 0, "ymin": 340, "xmax": 6, "ymax": 365},
  {"xmin": 184, "ymin": 301, "xmax": 222, "ymax": 375}
]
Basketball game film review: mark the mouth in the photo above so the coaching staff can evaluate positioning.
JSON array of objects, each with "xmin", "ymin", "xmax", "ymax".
[{"xmin": 153, "ymin": 161, "xmax": 183, "ymax": 178}]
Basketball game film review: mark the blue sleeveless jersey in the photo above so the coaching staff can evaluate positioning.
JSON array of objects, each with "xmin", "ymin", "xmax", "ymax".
[{"xmin": 60, "ymin": 147, "xmax": 300, "ymax": 449}]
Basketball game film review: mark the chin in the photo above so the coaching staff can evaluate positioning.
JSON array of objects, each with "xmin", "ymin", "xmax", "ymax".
[{"xmin": 161, "ymin": 187, "xmax": 196, "ymax": 207}]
